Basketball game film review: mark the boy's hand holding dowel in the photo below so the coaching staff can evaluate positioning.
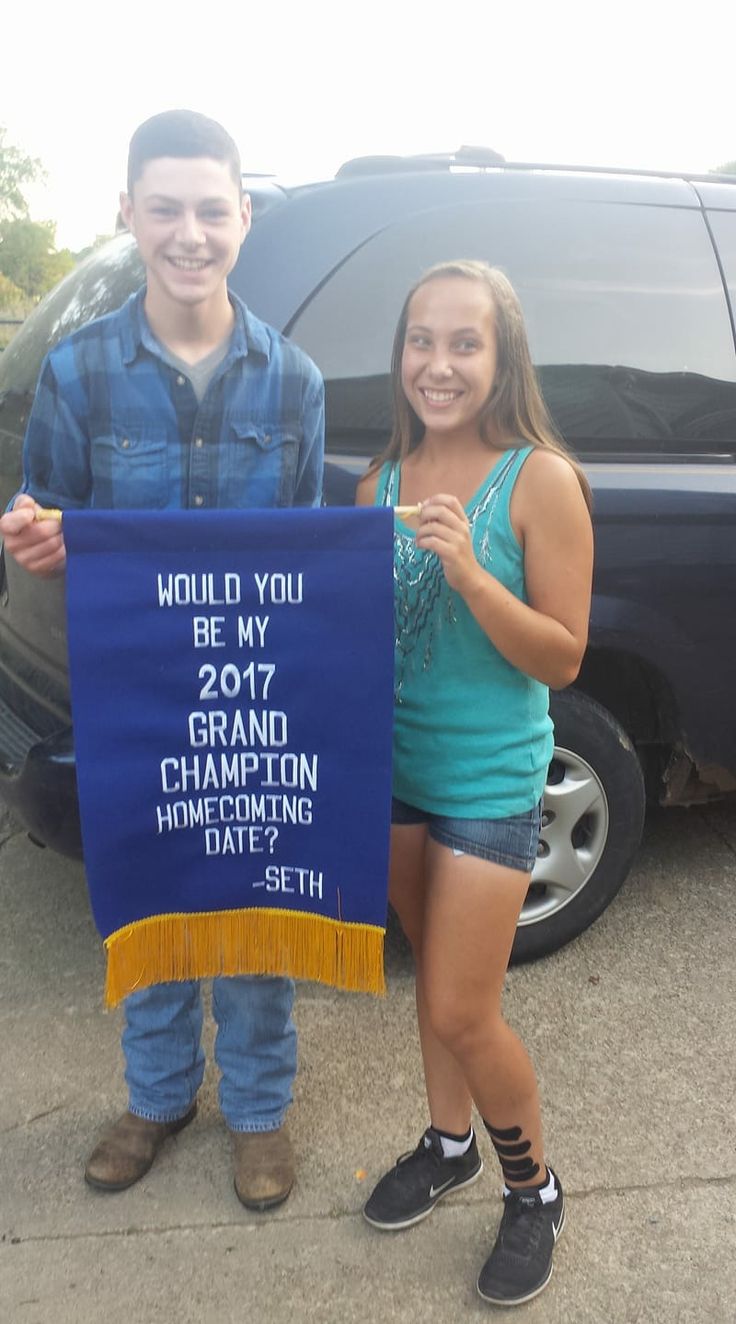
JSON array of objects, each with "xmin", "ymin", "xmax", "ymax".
[{"xmin": 0, "ymin": 493, "xmax": 66, "ymax": 576}]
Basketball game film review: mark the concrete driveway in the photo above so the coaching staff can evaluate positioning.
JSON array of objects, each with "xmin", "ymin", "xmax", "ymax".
[{"xmin": 1, "ymin": 801, "xmax": 735, "ymax": 1323}]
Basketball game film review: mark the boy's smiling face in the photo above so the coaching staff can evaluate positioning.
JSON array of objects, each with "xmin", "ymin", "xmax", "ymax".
[{"xmin": 120, "ymin": 156, "xmax": 250, "ymax": 312}]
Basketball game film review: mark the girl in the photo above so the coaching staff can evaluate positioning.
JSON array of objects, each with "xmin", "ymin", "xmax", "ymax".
[{"xmin": 356, "ymin": 261, "xmax": 593, "ymax": 1307}]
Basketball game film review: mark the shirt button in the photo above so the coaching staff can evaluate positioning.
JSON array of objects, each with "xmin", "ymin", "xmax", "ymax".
[
  {"xmin": 176, "ymin": 375, "xmax": 186, "ymax": 386},
  {"xmin": 264, "ymin": 433, "xmax": 272, "ymax": 445},
  {"xmin": 121, "ymin": 438, "xmax": 130, "ymax": 449},
  {"xmin": 194, "ymin": 437, "xmax": 204, "ymax": 448},
  {"xmin": 193, "ymin": 495, "xmax": 204, "ymax": 507}
]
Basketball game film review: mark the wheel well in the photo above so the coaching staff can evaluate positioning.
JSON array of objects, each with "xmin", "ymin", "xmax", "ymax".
[{"xmin": 573, "ymin": 648, "xmax": 679, "ymax": 750}]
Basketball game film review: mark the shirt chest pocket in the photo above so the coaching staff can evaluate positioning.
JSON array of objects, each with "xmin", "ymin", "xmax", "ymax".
[
  {"xmin": 91, "ymin": 425, "xmax": 169, "ymax": 510},
  {"xmin": 227, "ymin": 421, "xmax": 301, "ymax": 507}
]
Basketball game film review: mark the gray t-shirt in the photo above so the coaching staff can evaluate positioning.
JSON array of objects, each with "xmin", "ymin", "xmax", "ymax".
[{"xmin": 157, "ymin": 337, "xmax": 231, "ymax": 403}]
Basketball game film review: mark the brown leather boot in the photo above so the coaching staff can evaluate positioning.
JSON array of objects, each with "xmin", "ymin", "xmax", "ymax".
[
  {"xmin": 233, "ymin": 1125, "xmax": 294, "ymax": 1211},
  {"xmin": 84, "ymin": 1104, "xmax": 197, "ymax": 1191}
]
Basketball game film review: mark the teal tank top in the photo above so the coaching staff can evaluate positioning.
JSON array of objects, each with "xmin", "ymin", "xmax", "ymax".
[{"xmin": 375, "ymin": 445, "xmax": 554, "ymax": 818}]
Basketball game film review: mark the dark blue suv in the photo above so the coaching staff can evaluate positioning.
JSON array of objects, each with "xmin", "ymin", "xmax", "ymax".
[{"xmin": 1, "ymin": 148, "xmax": 735, "ymax": 960}]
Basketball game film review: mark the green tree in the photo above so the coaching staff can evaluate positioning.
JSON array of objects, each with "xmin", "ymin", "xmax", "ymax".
[
  {"xmin": 0, "ymin": 270, "xmax": 26, "ymax": 310},
  {"xmin": 0, "ymin": 272, "xmax": 30, "ymax": 351},
  {"xmin": 713, "ymin": 160, "xmax": 736, "ymax": 174},
  {"xmin": 0, "ymin": 126, "xmax": 43, "ymax": 220},
  {"xmin": 0, "ymin": 217, "xmax": 74, "ymax": 301}
]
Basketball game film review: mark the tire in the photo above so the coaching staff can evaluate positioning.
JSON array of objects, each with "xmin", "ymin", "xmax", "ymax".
[{"xmin": 510, "ymin": 688, "xmax": 646, "ymax": 963}]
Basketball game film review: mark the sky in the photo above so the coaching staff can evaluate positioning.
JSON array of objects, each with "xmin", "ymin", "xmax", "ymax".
[{"xmin": 3, "ymin": 0, "xmax": 735, "ymax": 251}]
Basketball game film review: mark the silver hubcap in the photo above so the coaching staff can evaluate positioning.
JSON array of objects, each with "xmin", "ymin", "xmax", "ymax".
[{"xmin": 519, "ymin": 745, "xmax": 610, "ymax": 928}]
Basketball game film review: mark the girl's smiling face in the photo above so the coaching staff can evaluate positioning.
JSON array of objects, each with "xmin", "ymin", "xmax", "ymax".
[{"xmin": 401, "ymin": 276, "xmax": 498, "ymax": 438}]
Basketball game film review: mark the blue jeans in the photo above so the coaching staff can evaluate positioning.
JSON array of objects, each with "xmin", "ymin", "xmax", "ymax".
[
  {"xmin": 391, "ymin": 797, "xmax": 543, "ymax": 873},
  {"xmin": 122, "ymin": 976, "xmax": 296, "ymax": 1131}
]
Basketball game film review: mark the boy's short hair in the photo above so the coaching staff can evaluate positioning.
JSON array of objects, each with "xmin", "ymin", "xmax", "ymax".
[{"xmin": 127, "ymin": 110, "xmax": 242, "ymax": 196}]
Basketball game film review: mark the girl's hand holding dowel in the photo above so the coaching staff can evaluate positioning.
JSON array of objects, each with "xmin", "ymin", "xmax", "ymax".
[
  {"xmin": 416, "ymin": 461, "xmax": 591, "ymax": 691},
  {"xmin": 415, "ymin": 493, "xmax": 479, "ymax": 593}
]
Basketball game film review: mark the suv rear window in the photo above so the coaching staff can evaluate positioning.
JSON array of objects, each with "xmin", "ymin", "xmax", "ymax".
[
  {"xmin": 707, "ymin": 209, "xmax": 736, "ymax": 313},
  {"xmin": 290, "ymin": 197, "xmax": 736, "ymax": 456}
]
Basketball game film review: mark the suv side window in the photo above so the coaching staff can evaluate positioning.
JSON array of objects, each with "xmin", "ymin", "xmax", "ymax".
[{"xmin": 290, "ymin": 198, "xmax": 736, "ymax": 456}]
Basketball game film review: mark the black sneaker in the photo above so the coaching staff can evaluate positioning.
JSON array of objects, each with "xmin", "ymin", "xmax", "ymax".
[
  {"xmin": 476, "ymin": 1168, "xmax": 565, "ymax": 1307},
  {"xmin": 363, "ymin": 1127, "xmax": 483, "ymax": 1231}
]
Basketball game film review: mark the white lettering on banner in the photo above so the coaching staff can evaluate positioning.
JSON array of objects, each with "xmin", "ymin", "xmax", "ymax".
[
  {"xmin": 160, "ymin": 752, "xmax": 319, "ymax": 794},
  {"xmin": 157, "ymin": 572, "xmax": 242, "ymax": 606},
  {"xmin": 205, "ymin": 825, "xmax": 278, "ymax": 855},
  {"xmin": 155, "ymin": 794, "xmax": 314, "ymax": 833},
  {"xmin": 187, "ymin": 709, "xmax": 288, "ymax": 748},
  {"xmin": 150, "ymin": 560, "xmax": 330, "ymax": 900},
  {"xmin": 252, "ymin": 866, "xmax": 324, "ymax": 899},
  {"xmin": 192, "ymin": 616, "xmax": 225, "ymax": 648},
  {"xmin": 197, "ymin": 662, "xmax": 276, "ymax": 702},
  {"xmin": 237, "ymin": 615, "xmax": 270, "ymax": 647},
  {"xmin": 254, "ymin": 572, "xmax": 303, "ymax": 605}
]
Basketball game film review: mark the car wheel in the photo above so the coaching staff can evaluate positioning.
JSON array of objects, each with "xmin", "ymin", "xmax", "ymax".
[{"xmin": 511, "ymin": 688, "xmax": 645, "ymax": 963}]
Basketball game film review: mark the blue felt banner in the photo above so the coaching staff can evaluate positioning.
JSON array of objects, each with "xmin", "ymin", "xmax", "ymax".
[{"xmin": 63, "ymin": 508, "xmax": 394, "ymax": 954}]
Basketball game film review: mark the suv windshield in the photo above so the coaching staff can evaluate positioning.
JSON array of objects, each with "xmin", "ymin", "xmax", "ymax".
[{"xmin": 0, "ymin": 237, "xmax": 144, "ymax": 395}]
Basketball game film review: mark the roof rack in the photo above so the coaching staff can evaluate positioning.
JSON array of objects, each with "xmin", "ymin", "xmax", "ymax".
[
  {"xmin": 336, "ymin": 146, "xmax": 505, "ymax": 178},
  {"xmin": 239, "ymin": 176, "xmax": 288, "ymax": 221},
  {"xmin": 499, "ymin": 161, "xmax": 736, "ymax": 186},
  {"xmin": 335, "ymin": 149, "xmax": 736, "ymax": 187}
]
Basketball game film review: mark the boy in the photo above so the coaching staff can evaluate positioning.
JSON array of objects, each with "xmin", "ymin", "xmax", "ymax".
[{"xmin": 0, "ymin": 110, "xmax": 325, "ymax": 1209}]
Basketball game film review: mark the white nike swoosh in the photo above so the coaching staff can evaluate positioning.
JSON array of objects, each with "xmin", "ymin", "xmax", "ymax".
[{"xmin": 429, "ymin": 1178, "xmax": 455, "ymax": 1199}]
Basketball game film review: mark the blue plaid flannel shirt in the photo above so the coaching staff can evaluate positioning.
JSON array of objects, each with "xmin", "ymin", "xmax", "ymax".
[{"xmin": 21, "ymin": 288, "xmax": 324, "ymax": 512}]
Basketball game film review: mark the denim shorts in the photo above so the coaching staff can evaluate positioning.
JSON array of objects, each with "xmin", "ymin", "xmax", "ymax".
[{"xmin": 391, "ymin": 797, "xmax": 542, "ymax": 872}]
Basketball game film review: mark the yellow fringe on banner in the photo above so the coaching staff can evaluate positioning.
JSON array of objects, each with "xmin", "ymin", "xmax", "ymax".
[{"xmin": 103, "ymin": 907, "xmax": 386, "ymax": 1008}]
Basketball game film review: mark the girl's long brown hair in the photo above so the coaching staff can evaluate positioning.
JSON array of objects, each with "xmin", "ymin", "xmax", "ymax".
[{"xmin": 372, "ymin": 260, "xmax": 592, "ymax": 510}]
